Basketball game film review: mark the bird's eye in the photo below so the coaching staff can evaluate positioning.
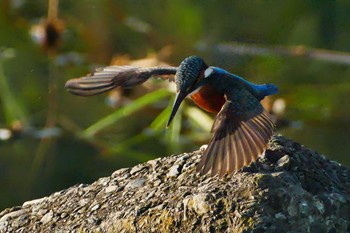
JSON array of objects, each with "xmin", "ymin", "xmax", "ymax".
[{"xmin": 204, "ymin": 68, "xmax": 213, "ymax": 78}]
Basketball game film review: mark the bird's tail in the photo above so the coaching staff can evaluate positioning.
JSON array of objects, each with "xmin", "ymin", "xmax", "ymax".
[{"xmin": 253, "ymin": 83, "xmax": 278, "ymax": 100}]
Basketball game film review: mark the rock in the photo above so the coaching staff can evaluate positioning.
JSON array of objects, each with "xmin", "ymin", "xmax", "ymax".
[
  {"xmin": 125, "ymin": 177, "xmax": 146, "ymax": 189},
  {"xmin": 40, "ymin": 211, "xmax": 53, "ymax": 225},
  {"xmin": 167, "ymin": 164, "xmax": 180, "ymax": 177},
  {"xmin": 184, "ymin": 193, "xmax": 210, "ymax": 215},
  {"xmin": 0, "ymin": 136, "xmax": 350, "ymax": 232}
]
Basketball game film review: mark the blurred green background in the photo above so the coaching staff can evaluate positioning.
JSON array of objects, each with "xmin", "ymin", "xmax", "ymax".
[{"xmin": 0, "ymin": 0, "xmax": 350, "ymax": 210}]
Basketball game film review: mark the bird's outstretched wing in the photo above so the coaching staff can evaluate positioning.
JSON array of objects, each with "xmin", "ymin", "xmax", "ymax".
[
  {"xmin": 197, "ymin": 88, "xmax": 274, "ymax": 177},
  {"xmin": 65, "ymin": 66, "xmax": 177, "ymax": 96}
]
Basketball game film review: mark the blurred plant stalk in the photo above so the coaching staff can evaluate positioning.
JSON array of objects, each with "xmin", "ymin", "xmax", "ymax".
[
  {"xmin": 0, "ymin": 49, "xmax": 27, "ymax": 127},
  {"xmin": 30, "ymin": 0, "xmax": 65, "ymax": 188}
]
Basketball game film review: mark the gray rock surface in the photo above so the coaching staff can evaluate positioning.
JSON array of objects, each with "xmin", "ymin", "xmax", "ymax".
[{"xmin": 0, "ymin": 136, "xmax": 350, "ymax": 232}]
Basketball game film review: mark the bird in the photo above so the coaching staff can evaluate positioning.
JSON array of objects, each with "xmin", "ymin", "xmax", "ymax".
[{"xmin": 65, "ymin": 56, "xmax": 278, "ymax": 177}]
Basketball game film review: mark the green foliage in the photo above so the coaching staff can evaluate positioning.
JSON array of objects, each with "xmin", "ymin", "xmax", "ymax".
[
  {"xmin": 80, "ymin": 89, "xmax": 172, "ymax": 139},
  {"xmin": 0, "ymin": 49, "xmax": 27, "ymax": 125}
]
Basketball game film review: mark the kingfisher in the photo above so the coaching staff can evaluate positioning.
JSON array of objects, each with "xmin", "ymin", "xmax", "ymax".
[{"xmin": 65, "ymin": 56, "xmax": 278, "ymax": 177}]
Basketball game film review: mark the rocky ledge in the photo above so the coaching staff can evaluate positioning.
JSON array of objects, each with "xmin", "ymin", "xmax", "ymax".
[{"xmin": 0, "ymin": 136, "xmax": 350, "ymax": 233}]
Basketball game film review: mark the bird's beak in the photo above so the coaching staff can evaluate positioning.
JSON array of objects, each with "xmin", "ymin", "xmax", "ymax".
[{"xmin": 166, "ymin": 90, "xmax": 188, "ymax": 127}]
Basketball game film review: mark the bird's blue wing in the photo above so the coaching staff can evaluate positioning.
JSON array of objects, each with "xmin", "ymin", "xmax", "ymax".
[
  {"xmin": 65, "ymin": 66, "xmax": 177, "ymax": 96},
  {"xmin": 197, "ymin": 88, "xmax": 274, "ymax": 177}
]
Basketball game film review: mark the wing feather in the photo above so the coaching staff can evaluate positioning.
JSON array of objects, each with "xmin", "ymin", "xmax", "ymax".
[
  {"xmin": 65, "ymin": 66, "xmax": 177, "ymax": 96},
  {"xmin": 239, "ymin": 126, "xmax": 253, "ymax": 166},
  {"xmin": 219, "ymin": 134, "xmax": 229, "ymax": 177},
  {"xmin": 197, "ymin": 90, "xmax": 275, "ymax": 177},
  {"xmin": 227, "ymin": 128, "xmax": 236, "ymax": 175},
  {"xmin": 202, "ymin": 141, "xmax": 217, "ymax": 174},
  {"xmin": 234, "ymin": 129, "xmax": 244, "ymax": 170},
  {"xmin": 241, "ymin": 122, "xmax": 261, "ymax": 159}
]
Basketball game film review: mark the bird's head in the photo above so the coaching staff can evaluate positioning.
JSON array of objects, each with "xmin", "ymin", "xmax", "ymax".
[{"xmin": 167, "ymin": 56, "xmax": 209, "ymax": 127}]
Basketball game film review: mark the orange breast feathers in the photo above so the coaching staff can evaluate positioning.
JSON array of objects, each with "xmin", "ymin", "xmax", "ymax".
[{"xmin": 190, "ymin": 84, "xmax": 225, "ymax": 113}]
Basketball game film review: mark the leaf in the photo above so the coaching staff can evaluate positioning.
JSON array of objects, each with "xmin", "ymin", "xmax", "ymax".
[
  {"xmin": 0, "ymin": 57, "xmax": 27, "ymax": 125},
  {"xmin": 185, "ymin": 106, "xmax": 213, "ymax": 132},
  {"xmin": 149, "ymin": 105, "xmax": 172, "ymax": 132},
  {"xmin": 80, "ymin": 89, "xmax": 172, "ymax": 138}
]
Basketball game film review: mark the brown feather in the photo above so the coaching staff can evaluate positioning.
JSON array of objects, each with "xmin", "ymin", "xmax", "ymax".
[
  {"xmin": 241, "ymin": 122, "xmax": 261, "ymax": 160},
  {"xmin": 219, "ymin": 135, "xmax": 230, "ymax": 177},
  {"xmin": 227, "ymin": 131, "xmax": 236, "ymax": 175},
  {"xmin": 197, "ymin": 95, "xmax": 275, "ymax": 177},
  {"xmin": 65, "ymin": 66, "xmax": 177, "ymax": 96}
]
